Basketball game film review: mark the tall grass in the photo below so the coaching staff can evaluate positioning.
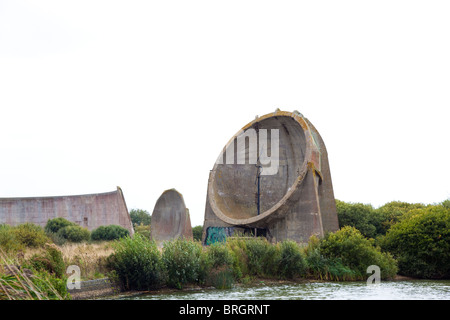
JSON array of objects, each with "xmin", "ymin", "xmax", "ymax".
[
  {"xmin": 107, "ymin": 234, "xmax": 165, "ymax": 291},
  {"xmin": 61, "ymin": 242, "xmax": 114, "ymax": 280},
  {"xmin": 0, "ymin": 249, "xmax": 69, "ymax": 300}
]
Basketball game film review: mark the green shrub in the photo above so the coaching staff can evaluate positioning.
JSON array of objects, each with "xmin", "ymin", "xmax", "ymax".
[
  {"xmin": 27, "ymin": 244, "xmax": 66, "ymax": 279},
  {"xmin": 305, "ymin": 235, "xmax": 370, "ymax": 281},
  {"xmin": 12, "ymin": 223, "xmax": 49, "ymax": 248},
  {"xmin": 441, "ymin": 199, "xmax": 450, "ymax": 209},
  {"xmin": 192, "ymin": 226, "xmax": 203, "ymax": 242},
  {"xmin": 380, "ymin": 206, "xmax": 450, "ymax": 279},
  {"xmin": 206, "ymin": 242, "xmax": 234, "ymax": 269},
  {"xmin": 208, "ymin": 266, "xmax": 235, "ymax": 289},
  {"xmin": 376, "ymin": 201, "xmax": 426, "ymax": 235},
  {"xmin": 134, "ymin": 224, "xmax": 151, "ymax": 240},
  {"xmin": 129, "ymin": 208, "xmax": 151, "ymax": 226},
  {"xmin": 108, "ymin": 234, "xmax": 164, "ymax": 291},
  {"xmin": 161, "ymin": 238, "xmax": 204, "ymax": 289},
  {"xmin": 46, "ymin": 231, "xmax": 67, "ymax": 246},
  {"xmin": 277, "ymin": 240, "xmax": 306, "ymax": 279},
  {"xmin": 245, "ymin": 238, "xmax": 280, "ymax": 277},
  {"xmin": 91, "ymin": 225, "xmax": 129, "ymax": 241},
  {"xmin": 44, "ymin": 217, "xmax": 77, "ymax": 234},
  {"xmin": 225, "ymin": 238, "xmax": 248, "ymax": 280},
  {"xmin": 336, "ymin": 200, "xmax": 382, "ymax": 239},
  {"xmin": 204, "ymin": 242, "xmax": 235, "ymax": 288},
  {"xmin": 0, "ymin": 224, "xmax": 24, "ymax": 254},
  {"xmin": 57, "ymin": 225, "xmax": 90, "ymax": 243},
  {"xmin": 319, "ymin": 226, "xmax": 397, "ymax": 279}
]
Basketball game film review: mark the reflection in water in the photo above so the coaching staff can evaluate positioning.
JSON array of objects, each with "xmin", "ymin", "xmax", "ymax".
[{"xmin": 120, "ymin": 280, "xmax": 450, "ymax": 300}]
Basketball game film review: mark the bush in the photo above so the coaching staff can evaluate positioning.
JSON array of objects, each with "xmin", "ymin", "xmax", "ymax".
[
  {"xmin": 441, "ymin": 199, "xmax": 450, "ymax": 209},
  {"xmin": 380, "ymin": 206, "xmax": 450, "ymax": 279},
  {"xmin": 161, "ymin": 238, "xmax": 204, "ymax": 289},
  {"xmin": 12, "ymin": 223, "xmax": 49, "ymax": 248},
  {"xmin": 245, "ymin": 238, "xmax": 280, "ymax": 277},
  {"xmin": 108, "ymin": 234, "xmax": 164, "ymax": 291},
  {"xmin": 319, "ymin": 226, "xmax": 397, "ymax": 280},
  {"xmin": 192, "ymin": 226, "xmax": 203, "ymax": 242},
  {"xmin": 277, "ymin": 240, "xmax": 306, "ymax": 279},
  {"xmin": 204, "ymin": 242, "xmax": 235, "ymax": 288},
  {"xmin": 376, "ymin": 201, "xmax": 426, "ymax": 235},
  {"xmin": 45, "ymin": 218, "xmax": 77, "ymax": 234},
  {"xmin": 129, "ymin": 209, "xmax": 151, "ymax": 226},
  {"xmin": 0, "ymin": 223, "xmax": 48, "ymax": 251},
  {"xmin": 57, "ymin": 225, "xmax": 90, "ymax": 243},
  {"xmin": 303, "ymin": 235, "xmax": 354, "ymax": 281},
  {"xmin": 91, "ymin": 225, "xmax": 129, "ymax": 241},
  {"xmin": 225, "ymin": 237, "xmax": 249, "ymax": 280},
  {"xmin": 133, "ymin": 224, "xmax": 151, "ymax": 240},
  {"xmin": 206, "ymin": 242, "xmax": 234, "ymax": 269},
  {"xmin": 336, "ymin": 200, "xmax": 382, "ymax": 239},
  {"xmin": 0, "ymin": 224, "xmax": 24, "ymax": 253},
  {"xmin": 27, "ymin": 244, "xmax": 66, "ymax": 279}
]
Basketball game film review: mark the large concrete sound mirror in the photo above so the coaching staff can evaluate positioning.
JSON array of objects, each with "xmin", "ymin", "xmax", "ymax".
[
  {"xmin": 151, "ymin": 189, "xmax": 193, "ymax": 242},
  {"xmin": 202, "ymin": 110, "xmax": 339, "ymax": 244},
  {"xmin": 0, "ymin": 187, "xmax": 134, "ymax": 235}
]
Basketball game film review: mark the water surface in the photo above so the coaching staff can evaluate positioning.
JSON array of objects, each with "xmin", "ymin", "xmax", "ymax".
[{"xmin": 121, "ymin": 280, "xmax": 450, "ymax": 300}]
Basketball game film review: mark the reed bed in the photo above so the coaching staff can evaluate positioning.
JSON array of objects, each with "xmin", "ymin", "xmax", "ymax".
[{"xmin": 0, "ymin": 249, "xmax": 66, "ymax": 300}]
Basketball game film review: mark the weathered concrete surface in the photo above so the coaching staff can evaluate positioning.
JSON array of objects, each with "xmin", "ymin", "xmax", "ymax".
[
  {"xmin": 151, "ymin": 189, "xmax": 193, "ymax": 242},
  {"xmin": 0, "ymin": 187, "xmax": 134, "ymax": 235},
  {"xmin": 202, "ymin": 110, "xmax": 339, "ymax": 244}
]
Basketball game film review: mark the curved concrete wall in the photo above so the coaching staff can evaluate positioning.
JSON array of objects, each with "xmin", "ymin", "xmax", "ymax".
[
  {"xmin": 151, "ymin": 189, "xmax": 193, "ymax": 242},
  {"xmin": 0, "ymin": 187, "xmax": 134, "ymax": 235},
  {"xmin": 202, "ymin": 110, "xmax": 339, "ymax": 244}
]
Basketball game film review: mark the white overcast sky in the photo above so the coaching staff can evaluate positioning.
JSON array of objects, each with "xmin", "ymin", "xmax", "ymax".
[{"xmin": 0, "ymin": 1, "xmax": 449, "ymax": 227}]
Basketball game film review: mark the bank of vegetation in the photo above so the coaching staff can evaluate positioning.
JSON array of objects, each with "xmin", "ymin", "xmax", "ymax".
[{"xmin": 0, "ymin": 199, "xmax": 449, "ymax": 299}]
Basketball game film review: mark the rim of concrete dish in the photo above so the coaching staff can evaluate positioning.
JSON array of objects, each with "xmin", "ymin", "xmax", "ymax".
[{"xmin": 208, "ymin": 110, "xmax": 315, "ymax": 226}]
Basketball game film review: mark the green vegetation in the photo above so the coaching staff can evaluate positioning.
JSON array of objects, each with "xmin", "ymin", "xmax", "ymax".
[
  {"xmin": 91, "ymin": 225, "xmax": 129, "ymax": 241},
  {"xmin": 192, "ymin": 225, "xmax": 203, "ymax": 242},
  {"xmin": 107, "ymin": 234, "xmax": 165, "ymax": 291},
  {"xmin": 0, "ymin": 243, "xmax": 70, "ymax": 300},
  {"xmin": 278, "ymin": 240, "xmax": 307, "ymax": 279},
  {"xmin": 130, "ymin": 208, "xmax": 152, "ymax": 240},
  {"xmin": 319, "ymin": 226, "xmax": 397, "ymax": 279},
  {"xmin": 0, "ymin": 223, "xmax": 49, "ymax": 253},
  {"xmin": 161, "ymin": 238, "xmax": 205, "ymax": 289},
  {"xmin": 129, "ymin": 208, "xmax": 151, "ymax": 226},
  {"xmin": 379, "ymin": 205, "xmax": 450, "ymax": 279},
  {"xmin": 28, "ymin": 244, "xmax": 66, "ymax": 279},
  {"xmin": 57, "ymin": 225, "xmax": 90, "ymax": 243},
  {"xmin": 336, "ymin": 198, "xmax": 450, "ymax": 278},
  {"xmin": 44, "ymin": 217, "xmax": 77, "ymax": 234},
  {"xmin": 336, "ymin": 200, "xmax": 381, "ymax": 238},
  {"xmin": 1, "ymin": 199, "xmax": 449, "ymax": 299},
  {"xmin": 45, "ymin": 218, "xmax": 89, "ymax": 244}
]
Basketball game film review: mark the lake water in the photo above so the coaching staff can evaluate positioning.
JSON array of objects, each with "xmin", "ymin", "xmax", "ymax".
[{"xmin": 121, "ymin": 280, "xmax": 450, "ymax": 300}]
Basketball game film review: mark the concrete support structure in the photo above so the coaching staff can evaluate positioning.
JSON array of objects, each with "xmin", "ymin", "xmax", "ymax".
[
  {"xmin": 202, "ymin": 110, "xmax": 339, "ymax": 244},
  {"xmin": 151, "ymin": 189, "xmax": 193, "ymax": 242},
  {"xmin": 0, "ymin": 187, "xmax": 134, "ymax": 235}
]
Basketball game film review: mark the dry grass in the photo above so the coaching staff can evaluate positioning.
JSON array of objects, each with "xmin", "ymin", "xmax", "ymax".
[
  {"xmin": 21, "ymin": 241, "xmax": 115, "ymax": 280},
  {"xmin": 59, "ymin": 242, "xmax": 115, "ymax": 280}
]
